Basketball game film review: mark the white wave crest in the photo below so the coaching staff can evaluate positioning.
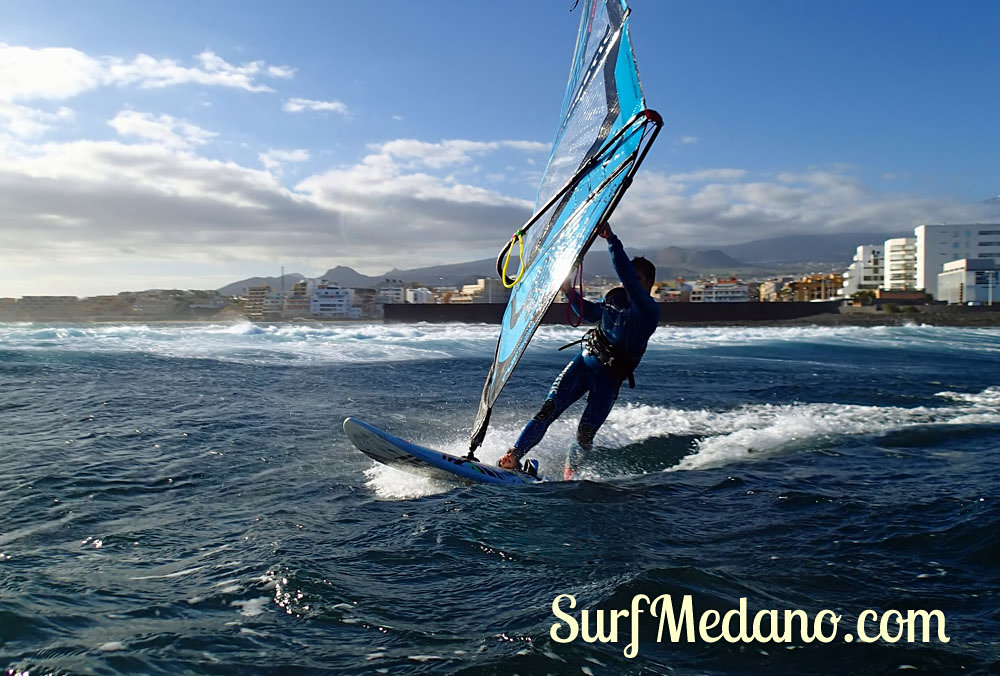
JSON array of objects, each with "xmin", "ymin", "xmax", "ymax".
[
  {"xmin": 597, "ymin": 384, "xmax": 1000, "ymax": 471},
  {"xmin": 361, "ymin": 380, "xmax": 999, "ymax": 496},
  {"xmin": 2, "ymin": 321, "xmax": 997, "ymax": 365},
  {"xmin": 0, "ymin": 321, "xmax": 493, "ymax": 365}
]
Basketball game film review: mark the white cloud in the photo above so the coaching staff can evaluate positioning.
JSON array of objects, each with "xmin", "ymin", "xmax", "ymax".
[
  {"xmin": 616, "ymin": 168, "xmax": 999, "ymax": 247},
  {"xmin": 2, "ymin": 112, "xmax": 997, "ymax": 294},
  {"xmin": 105, "ymin": 50, "xmax": 290, "ymax": 92},
  {"xmin": 680, "ymin": 136, "xmax": 699, "ymax": 145},
  {"xmin": 108, "ymin": 111, "xmax": 217, "ymax": 149},
  {"xmin": 0, "ymin": 133, "xmax": 547, "ymax": 281},
  {"xmin": 0, "ymin": 44, "xmax": 292, "ymax": 145},
  {"xmin": 373, "ymin": 139, "xmax": 548, "ymax": 169},
  {"xmin": 283, "ymin": 97, "xmax": 349, "ymax": 114},
  {"xmin": 0, "ymin": 44, "xmax": 291, "ymax": 102},
  {"xmin": 0, "ymin": 101, "xmax": 73, "ymax": 138},
  {"xmin": 0, "ymin": 44, "xmax": 105, "ymax": 101},
  {"xmin": 503, "ymin": 140, "xmax": 551, "ymax": 153},
  {"xmin": 293, "ymin": 140, "xmax": 536, "ymax": 264},
  {"xmin": 0, "ymin": 44, "xmax": 93, "ymax": 137},
  {"xmin": 267, "ymin": 65, "xmax": 296, "ymax": 79},
  {"xmin": 259, "ymin": 148, "xmax": 311, "ymax": 170},
  {"xmin": 669, "ymin": 169, "xmax": 747, "ymax": 183}
]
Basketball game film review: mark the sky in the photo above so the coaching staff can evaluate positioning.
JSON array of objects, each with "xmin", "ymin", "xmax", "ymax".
[{"xmin": 2, "ymin": 0, "xmax": 999, "ymax": 297}]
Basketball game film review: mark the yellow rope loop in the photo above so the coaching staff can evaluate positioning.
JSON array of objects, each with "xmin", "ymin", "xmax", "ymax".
[{"xmin": 501, "ymin": 231, "xmax": 526, "ymax": 288}]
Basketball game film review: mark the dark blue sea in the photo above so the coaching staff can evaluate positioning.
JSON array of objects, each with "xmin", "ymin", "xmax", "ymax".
[{"xmin": 1, "ymin": 321, "xmax": 997, "ymax": 675}]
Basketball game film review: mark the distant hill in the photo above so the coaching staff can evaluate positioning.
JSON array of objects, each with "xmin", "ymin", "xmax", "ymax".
[
  {"xmin": 218, "ymin": 273, "xmax": 305, "ymax": 297},
  {"xmin": 648, "ymin": 246, "xmax": 742, "ymax": 269},
  {"xmin": 378, "ymin": 259, "xmax": 498, "ymax": 288},
  {"xmin": 316, "ymin": 265, "xmax": 382, "ymax": 288},
  {"xmin": 217, "ymin": 232, "xmax": 903, "ymax": 295}
]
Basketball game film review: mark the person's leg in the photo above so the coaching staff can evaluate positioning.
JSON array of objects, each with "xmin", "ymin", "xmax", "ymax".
[
  {"xmin": 511, "ymin": 355, "xmax": 588, "ymax": 461},
  {"xmin": 564, "ymin": 363, "xmax": 619, "ymax": 477}
]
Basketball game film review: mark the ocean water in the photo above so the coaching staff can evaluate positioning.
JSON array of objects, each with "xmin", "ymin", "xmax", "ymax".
[{"xmin": 0, "ymin": 321, "xmax": 997, "ymax": 675}]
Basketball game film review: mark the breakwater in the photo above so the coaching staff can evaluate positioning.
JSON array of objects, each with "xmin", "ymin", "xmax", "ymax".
[{"xmin": 384, "ymin": 300, "xmax": 842, "ymax": 324}]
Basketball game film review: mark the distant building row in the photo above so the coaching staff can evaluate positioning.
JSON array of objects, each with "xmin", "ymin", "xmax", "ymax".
[
  {"xmin": 838, "ymin": 223, "xmax": 1000, "ymax": 304},
  {"xmin": 242, "ymin": 277, "xmax": 516, "ymax": 320},
  {"xmin": 6, "ymin": 223, "xmax": 996, "ymax": 321}
]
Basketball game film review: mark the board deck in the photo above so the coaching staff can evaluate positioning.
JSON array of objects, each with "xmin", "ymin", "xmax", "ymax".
[{"xmin": 343, "ymin": 417, "xmax": 542, "ymax": 485}]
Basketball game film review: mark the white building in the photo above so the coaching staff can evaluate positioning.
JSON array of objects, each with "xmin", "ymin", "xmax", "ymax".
[
  {"xmin": 883, "ymin": 237, "xmax": 917, "ymax": 290},
  {"xmin": 405, "ymin": 287, "xmax": 434, "ymax": 304},
  {"xmin": 840, "ymin": 244, "xmax": 884, "ymax": 297},
  {"xmin": 444, "ymin": 292, "xmax": 474, "ymax": 304},
  {"xmin": 690, "ymin": 278, "xmax": 749, "ymax": 302},
  {"xmin": 461, "ymin": 278, "xmax": 511, "ymax": 303},
  {"xmin": 311, "ymin": 281, "xmax": 354, "ymax": 317},
  {"xmin": 915, "ymin": 224, "xmax": 1000, "ymax": 299},
  {"xmin": 937, "ymin": 259, "xmax": 999, "ymax": 305}
]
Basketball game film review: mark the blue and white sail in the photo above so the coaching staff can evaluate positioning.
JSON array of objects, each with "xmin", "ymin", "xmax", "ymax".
[{"xmin": 470, "ymin": 0, "xmax": 662, "ymax": 451}]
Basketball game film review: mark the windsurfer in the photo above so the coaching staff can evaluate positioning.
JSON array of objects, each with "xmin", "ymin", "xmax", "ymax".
[{"xmin": 498, "ymin": 222, "xmax": 659, "ymax": 479}]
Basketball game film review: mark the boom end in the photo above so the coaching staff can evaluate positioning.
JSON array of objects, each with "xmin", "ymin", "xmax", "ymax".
[{"xmin": 642, "ymin": 109, "xmax": 663, "ymax": 125}]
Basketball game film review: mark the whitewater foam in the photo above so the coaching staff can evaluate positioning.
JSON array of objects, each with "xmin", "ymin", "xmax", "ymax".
[
  {"xmin": 602, "ymin": 385, "xmax": 1000, "ymax": 472},
  {"xmin": 3, "ymin": 321, "xmax": 997, "ymax": 366},
  {"xmin": 361, "ymin": 383, "xmax": 1000, "ymax": 496}
]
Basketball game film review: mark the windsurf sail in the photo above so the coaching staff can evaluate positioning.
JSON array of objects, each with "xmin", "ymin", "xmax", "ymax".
[{"xmin": 469, "ymin": 0, "xmax": 662, "ymax": 451}]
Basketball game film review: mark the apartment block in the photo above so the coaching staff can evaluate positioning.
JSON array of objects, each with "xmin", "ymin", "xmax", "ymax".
[
  {"xmin": 690, "ymin": 278, "xmax": 749, "ymax": 302},
  {"xmin": 915, "ymin": 224, "xmax": 1000, "ymax": 299},
  {"xmin": 311, "ymin": 281, "xmax": 354, "ymax": 317},
  {"xmin": 937, "ymin": 258, "xmax": 999, "ymax": 305},
  {"xmin": 840, "ymin": 245, "xmax": 884, "ymax": 297},
  {"xmin": 883, "ymin": 238, "xmax": 917, "ymax": 290},
  {"xmin": 790, "ymin": 273, "xmax": 843, "ymax": 301}
]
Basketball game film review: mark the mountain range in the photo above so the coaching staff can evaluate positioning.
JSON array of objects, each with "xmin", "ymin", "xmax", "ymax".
[{"xmin": 217, "ymin": 231, "xmax": 906, "ymax": 295}]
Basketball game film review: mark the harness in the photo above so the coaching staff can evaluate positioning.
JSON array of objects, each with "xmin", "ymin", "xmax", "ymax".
[{"xmin": 559, "ymin": 326, "xmax": 639, "ymax": 393}]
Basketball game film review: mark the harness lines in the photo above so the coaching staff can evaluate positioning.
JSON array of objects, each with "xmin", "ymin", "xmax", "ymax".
[{"xmin": 559, "ymin": 326, "xmax": 639, "ymax": 394}]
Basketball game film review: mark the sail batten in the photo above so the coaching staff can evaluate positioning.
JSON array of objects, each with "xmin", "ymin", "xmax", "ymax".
[{"xmin": 469, "ymin": 0, "xmax": 661, "ymax": 452}]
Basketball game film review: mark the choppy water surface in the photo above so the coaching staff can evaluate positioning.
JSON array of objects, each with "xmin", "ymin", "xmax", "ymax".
[{"xmin": 1, "ymin": 322, "xmax": 997, "ymax": 674}]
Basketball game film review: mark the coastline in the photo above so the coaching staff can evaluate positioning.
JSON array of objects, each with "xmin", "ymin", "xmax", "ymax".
[
  {"xmin": 3, "ymin": 309, "xmax": 1000, "ymax": 328},
  {"xmin": 678, "ymin": 310, "xmax": 1000, "ymax": 328},
  {"xmin": 382, "ymin": 301, "xmax": 1000, "ymax": 328}
]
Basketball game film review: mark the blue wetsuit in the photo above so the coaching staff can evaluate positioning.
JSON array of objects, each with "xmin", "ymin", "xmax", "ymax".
[{"xmin": 511, "ymin": 234, "xmax": 660, "ymax": 463}]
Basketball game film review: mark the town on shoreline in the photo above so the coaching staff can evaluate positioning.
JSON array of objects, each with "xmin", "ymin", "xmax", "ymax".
[
  {"xmin": 4, "ymin": 223, "xmax": 998, "ymax": 326},
  {"xmin": 2, "ymin": 295, "xmax": 999, "ymax": 328}
]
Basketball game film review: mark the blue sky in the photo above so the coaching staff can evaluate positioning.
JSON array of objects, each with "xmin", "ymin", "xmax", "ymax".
[{"xmin": 2, "ymin": 0, "xmax": 998, "ymax": 296}]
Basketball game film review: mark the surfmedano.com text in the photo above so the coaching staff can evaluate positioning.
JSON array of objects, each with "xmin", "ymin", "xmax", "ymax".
[{"xmin": 549, "ymin": 594, "xmax": 950, "ymax": 659}]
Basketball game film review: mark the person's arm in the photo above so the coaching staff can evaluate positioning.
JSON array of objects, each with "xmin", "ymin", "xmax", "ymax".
[
  {"xmin": 600, "ymin": 223, "xmax": 659, "ymax": 317},
  {"xmin": 561, "ymin": 279, "xmax": 602, "ymax": 323},
  {"xmin": 598, "ymin": 225, "xmax": 642, "ymax": 300}
]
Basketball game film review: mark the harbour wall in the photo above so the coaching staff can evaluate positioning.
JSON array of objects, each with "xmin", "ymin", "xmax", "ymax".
[{"xmin": 384, "ymin": 301, "xmax": 842, "ymax": 324}]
